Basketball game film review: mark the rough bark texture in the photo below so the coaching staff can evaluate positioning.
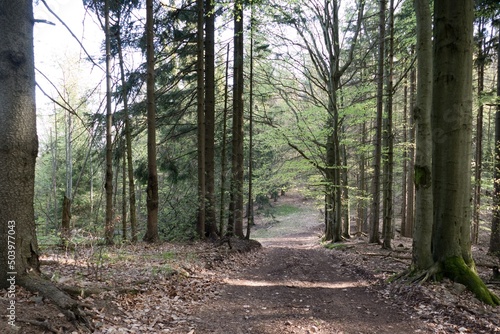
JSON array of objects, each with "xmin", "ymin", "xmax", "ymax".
[
  {"xmin": 432, "ymin": 0, "xmax": 498, "ymax": 305},
  {"xmin": 412, "ymin": 0, "xmax": 433, "ymax": 270},
  {"xmin": 144, "ymin": 0, "xmax": 159, "ymax": 243},
  {"xmin": 0, "ymin": 0, "xmax": 40, "ymax": 288}
]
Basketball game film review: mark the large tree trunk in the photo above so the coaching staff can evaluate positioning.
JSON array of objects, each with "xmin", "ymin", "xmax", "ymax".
[
  {"xmin": 205, "ymin": 0, "xmax": 218, "ymax": 238},
  {"xmin": 143, "ymin": 0, "xmax": 159, "ymax": 243},
  {"xmin": 0, "ymin": 0, "xmax": 40, "ymax": 288},
  {"xmin": 404, "ymin": 64, "xmax": 416, "ymax": 238},
  {"xmin": 432, "ymin": 0, "xmax": 498, "ymax": 305},
  {"xmin": 104, "ymin": 0, "xmax": 115, "ymax": 245},
  {"xmin": 370, "ymin": 0, "xmax": 386, "ymax": 244},
  {"xmin": 412, "ymin": 0, "xmax": 433, "ymax": 270},
  {"xmin": 0, "ymin": 2, "xmax": 93, "ymax": 329},
  {"xmin": 220, "ymin": 44, "xmax": 230, "ymax": 235}
]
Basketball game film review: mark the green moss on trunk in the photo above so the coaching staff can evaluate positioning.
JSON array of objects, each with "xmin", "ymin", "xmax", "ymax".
[{"xmin": 442, "ymin": 256, "xmax": 500, "ymax": 306}]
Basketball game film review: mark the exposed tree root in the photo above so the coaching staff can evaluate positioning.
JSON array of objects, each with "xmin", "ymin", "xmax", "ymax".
[
  {"xmin": 441, "ymin": 256, "xmax": 500, "ymax": 306},
  {"xmin": 18, "ymin": 274, "xmax": 94, "ymax": 332},
  {"xmin": 392, "ymin": 259, "xmax": 500, "ymax": 306}
]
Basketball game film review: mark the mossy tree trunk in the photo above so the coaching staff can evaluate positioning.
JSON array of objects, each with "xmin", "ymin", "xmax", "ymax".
[{"xmin": 431, "ymin": 0, "xmax": 499, "ymax": 306}]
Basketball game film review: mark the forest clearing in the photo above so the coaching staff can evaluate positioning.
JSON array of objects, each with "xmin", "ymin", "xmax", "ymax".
[{"xmin": 2, "ymin": 193, "xmax": 500, "ymax": 333}]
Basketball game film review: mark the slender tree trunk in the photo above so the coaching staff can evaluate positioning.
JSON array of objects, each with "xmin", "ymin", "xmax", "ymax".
[
  {"xmin": 196, "ymin": 0, "xmax": 206, "ymax": 239},
  {"xmin": 404, "ymin": 64, "xmax": 416, "ymax": 238},
  {"xmin": 122, "ymin": 150, "xmax": 127, "ymax": 241},
  {"xmin": 490, "ymin": 27, "xmax": 500, "ymax": 255},
  {"xmin": 116, "ymin": 23, "xmax": 137, "ymax": 243},
  {"xmin": 401, "ymin": 81, "xmax": 408, "ymax": 236},
  {"xmin": 230, "ymin": 0, "xmax": 245, "ymax": 238},
  {"xmin": 412, "ymin": 0, "xmax": 433, "ymax": 270},
  {"xmin": 220, "ymin": 44, "xmax": 230, "ymax": 236},
  {"xmin": 246, "ymin": 3, "xmax": 255, "ymax": 240},
  {"xmin": 104, "ymin": 0, "xmax": 115, "ymax": 245},
  {"xmin": 0, "ymin": 0, "xmax": 40, "ymax": 287},
  {"xmin": 341, "ymin": 143, "xmax": 350, "ymax": 239},
  {"xmin": 205, "ymin": 0, "xmax": 217, "ymax": 238},
  {"xmin": 370, "ymin": 0, "xmax": 386, "ymax": 244},
  {"xmin": 143, "ymin": 0, "xmax": 159, "ymax": 243},
  {"xmin": 382, "ymin": 0, "xmax": 394, "ymax": 250},
  {"xmin": 473, "ymin": 19, "xmax": 485, "ymax": 245}
]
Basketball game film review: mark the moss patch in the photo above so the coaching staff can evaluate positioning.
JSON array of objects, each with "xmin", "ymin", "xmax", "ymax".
[{"xmin": 442, "ymin": 256, "xmax": 500, "ymax": 306}]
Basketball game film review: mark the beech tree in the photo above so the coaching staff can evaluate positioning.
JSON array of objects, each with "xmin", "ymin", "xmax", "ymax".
[{"xmin": 411, "ymin": 0, "xmax": 499, "ymax": 305}]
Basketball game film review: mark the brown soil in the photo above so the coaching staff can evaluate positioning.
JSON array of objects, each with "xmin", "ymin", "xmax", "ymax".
[{"xmin": 2, "ymin": 192, "xmax": 500, "ymax": 333}]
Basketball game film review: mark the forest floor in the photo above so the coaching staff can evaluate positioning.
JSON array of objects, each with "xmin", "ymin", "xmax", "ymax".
[{"xmin": 2, "ymin": 192, "xmax": 500, "ymax": 333}]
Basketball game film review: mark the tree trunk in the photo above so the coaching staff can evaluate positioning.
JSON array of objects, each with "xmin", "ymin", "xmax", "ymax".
[
  {"xmin": 246, "ymin": 3, "xmax": 255, "ymax": 240},
  {"xmin": 230, "ymin": 0, "xmax": 245, "ymax": 238},
  {"xmin": 61, "ymin": 196, "xmax": 71, "ymax": 243},
  {"xmin": 196, "ymin": 0, "xmax": 206, "ymax": 239},
  {"xmin": 205, "ymin": 0, "xmax": 217, "ymax": 238},
  {"xmin": 143, "ymin": 0, "xmax": 159, "ymax": 243},
  {"xmin": 490, "ymin": 25, "xmax": 500, "ymax": 255},
  {"xmin": 0, "ymin": 0, "xmax": 40, "ymax": 286},
  {"xmin": 104, "ymin": 0, "xmax": 115, "ymax": 245},
  {"xmin": 220, "ymin": 44, "xmax": 230, "ymax": 236},
  {"xmin": 370, "ymin": 0, "xmax": 386, "ymax": 244},
  {"xmin": 382, "ymin": 0, "xmax": 394, "ymax": 250},
  {"xmin": 401, "ymin": 81, "xmax": 408, "ymax": 237},
  {"xmin": 404, "ymin": 63, "xmax": 416, "ymax": 238},
  {"xmin": 341, "ymin": 143, "xmax": 350, "ymax": 239},
  {"xmin": 122, "ymin": 150, "xmax": 127, "ymax": 241},
  {"xmin": 412, "ymin": 0, "xmax": 433, "ymax": 270},
  {"xmin": 473, "ymin": 19, "xmax": 485, "ymax": 245},
  {"xmin": 432, "ymin": 0, "xmax": 498, "ymax": 305}
]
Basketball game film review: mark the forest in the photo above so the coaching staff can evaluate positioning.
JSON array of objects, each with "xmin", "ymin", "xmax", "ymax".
[{"xmin": 1, "ymin": 0, "xmax": 500, "ymax": 332}]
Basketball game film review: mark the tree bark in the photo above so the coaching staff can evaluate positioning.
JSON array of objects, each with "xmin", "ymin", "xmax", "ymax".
[
  {"xmin": 432, "ymin": 0, "xmax": 498, "ymax": 305},
  {"xmin": 205, "ymin": 0, "xmax": 217, "ymax": 238},
  {"xmin": 490, "ymin": 25, "xmax": 500, "ymax": 255},
  {"xmin": 370, "ymin": 0, "xmax": 386, "ymax": 244},
  {"xmin": 382, "ymin": 0, "xmax": 394, "ymax": 250},
  {"xmin": 229, "ymin": 0, "xmax": 245, "ymax": 238},
  {"xmin": 143, "ymin": 0, "xmax": 159, "ymax": 243},
  {"xmin": 412, "ymin": 0, "xmax": 433, "ymax": 270},
  {"xmin": 196, "ymin": 0, "xmax": 206, "ymax": 239},
  {"xmin": 0, "ymin": 0, "xmax": 40, "ymax": 288}
]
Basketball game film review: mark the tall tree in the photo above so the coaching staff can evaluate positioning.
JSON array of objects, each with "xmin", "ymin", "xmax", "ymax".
[
  {"xmin": 205, "ymin": 0, "xmax": 217, "ymax": 238},
  {"xmin": 412, "ymin": 0, "xmax": 433, "ymax": 270},
  {"xmin": 229, "ymin": 0, "xmax": 245, "ymax": 238},
  {"xmin": 431, "ymin": 0, "xmax": 498, "ymax": 305},
  {"xmin": 196, "ymin": 0, "xmax": 206, "ymax": 239},
  {"xmin": 382, "ymin": 0, "xmax": 395, "ymax": 250},
  {"xmin": 370, "ymin": 0, "xmax": 386, "ymax": 244},
  {"xmin": 104, "ymin": 0, "xmax": 115, "ymax": 245},
  {"xmin": 0, "ymin": 0, "xmax": 40, "ymax": 288},
  {"xmin": 143, "ymin": 0, "xmax": 160, "ymax": 243},
  {"xmin": 490, "ymin": 24, "xmax": 500, "ymax": 255},
  {"xmin": 0, "ymin": 1, "xmax": 92, "ymax": 326}
]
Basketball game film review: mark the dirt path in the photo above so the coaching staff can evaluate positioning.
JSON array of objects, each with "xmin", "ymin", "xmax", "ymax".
[{"xmin": 193, "ymin": 200, "xmax": 429, "ymax": 334}]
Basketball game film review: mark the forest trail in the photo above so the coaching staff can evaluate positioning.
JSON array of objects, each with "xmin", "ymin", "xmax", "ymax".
[{"xmin": 192, "ymin": 194, "xmax": 429, "ymax": 334}]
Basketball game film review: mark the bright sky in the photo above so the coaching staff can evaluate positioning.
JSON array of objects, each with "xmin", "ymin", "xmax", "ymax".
[{"xmin": 33, "ymin": 0, "xmax": 104, "ymax": 141}]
